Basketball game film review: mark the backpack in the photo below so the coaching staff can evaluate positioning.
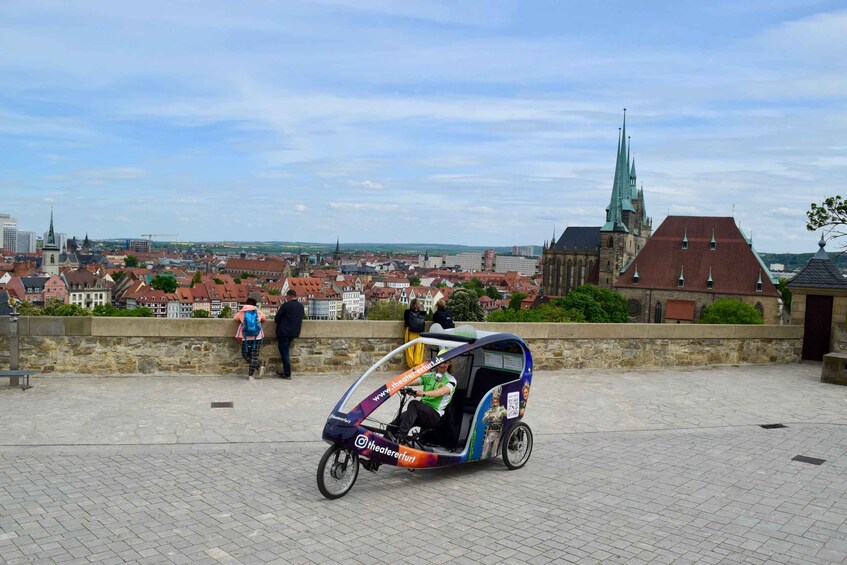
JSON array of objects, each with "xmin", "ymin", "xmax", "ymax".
[
  {"xmin": 242, "ymin": 309, "xmax": 261, "ymax": 337},
  {"xmin": 408, "ymin": 310, "xmax": 426, "ymax": 333}
]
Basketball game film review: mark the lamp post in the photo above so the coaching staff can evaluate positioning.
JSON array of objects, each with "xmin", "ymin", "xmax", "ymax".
[{"xmin": 8, "ymin": 297, "xmax": 20, "ymax": 387}]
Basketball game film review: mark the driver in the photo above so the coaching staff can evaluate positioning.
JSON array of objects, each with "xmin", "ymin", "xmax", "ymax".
[{"xmin": 392, "ymin": 358, "xmax": 456, "ymax": 442}]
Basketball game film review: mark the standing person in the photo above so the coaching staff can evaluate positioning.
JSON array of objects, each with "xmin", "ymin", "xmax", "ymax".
[
  {"xmin": 431, "ymin": 299, "xmax": 455, "ymax": 329},
  {"xmin": 275, "ymin": 289, "xmax": 304, "ymax": 380},
  {"xmin": 403, "ymin": 298, "xmax": 425, "ymax": 368},
  {"xmin": 234, "ymin": 296, "xmax": 266, "ymax": 380}
]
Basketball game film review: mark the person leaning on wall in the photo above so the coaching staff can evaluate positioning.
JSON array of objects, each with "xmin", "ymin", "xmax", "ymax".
[{"xmin": 403, "ymin": 298, "xmax": 425, "ymax": 368}]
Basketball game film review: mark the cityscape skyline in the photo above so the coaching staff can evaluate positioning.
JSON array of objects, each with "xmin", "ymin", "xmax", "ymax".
[{"xmin": 2, "ymin": 2, "xmax": 844, "ymax": 253}]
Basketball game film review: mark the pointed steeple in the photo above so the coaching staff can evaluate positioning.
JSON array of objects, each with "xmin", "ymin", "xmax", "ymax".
[
  {"xmin": 334, "ymin": 238, "xmax": 340, "ymax": 254},
  {"xmin": 602, "ymin": 109, "xmax": 635, "ymax": 233},
  {"xmin": 45, "ymin": 209, "xmax": 59, "ymax": 250},
  {"xmin": 815, "ymin": 233, "xmax": 828, "ymax": 259}
]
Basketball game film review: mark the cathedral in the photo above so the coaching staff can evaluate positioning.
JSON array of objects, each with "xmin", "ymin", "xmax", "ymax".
[{"xmin": 541, "ymin": 112, "xmax": 652, "ymax": 296}]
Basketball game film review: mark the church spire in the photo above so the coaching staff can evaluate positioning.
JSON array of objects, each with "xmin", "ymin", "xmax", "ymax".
[
  {"xmin": 602, "ymin": 110, "xmax": 634, "ymax": 233},
  {"xmin": 45, "ymin": 209, "xmax": 58, "ymax": 250}
]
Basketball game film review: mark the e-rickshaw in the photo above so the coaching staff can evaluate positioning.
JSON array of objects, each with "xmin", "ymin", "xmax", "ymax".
[{"xmin": 317, "ymin": 325, "xmax": 533, "ymax": 499}]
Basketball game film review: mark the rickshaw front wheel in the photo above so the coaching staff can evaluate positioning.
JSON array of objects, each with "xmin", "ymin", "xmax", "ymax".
[
  {"xmin": 502, "ymin": 422, "xmax": 533, "ymax": 470},
  {"xmin": 317, "ymin": 444, "xmax": 359, "ymax": 499}
]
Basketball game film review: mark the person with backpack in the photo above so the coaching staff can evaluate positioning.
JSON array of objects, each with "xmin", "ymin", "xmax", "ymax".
[
  {"xmin": 235, "ymin": 296, "xmax": 266, "ymax": 380},
  {"xmin": 274, "ymin": 289, "xmax": 305, "ymax": 380},
  {"xmin": 432, "ymin": 299, "xmax": 455, "ymax": 329},
  {"xmin": 403, "ymin": 299, "xmax": 426, "ymax": 368}
]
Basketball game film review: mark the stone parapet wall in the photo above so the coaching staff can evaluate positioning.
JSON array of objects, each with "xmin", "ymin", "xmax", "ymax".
[{"xmin": 0, "ymin": 317, "xmax": 803, "ymax": 376}]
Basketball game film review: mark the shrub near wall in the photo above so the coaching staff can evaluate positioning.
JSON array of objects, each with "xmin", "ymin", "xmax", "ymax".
[{"xmin": 0, "ymin": 317, "xmax": 803, "ymax": 375}]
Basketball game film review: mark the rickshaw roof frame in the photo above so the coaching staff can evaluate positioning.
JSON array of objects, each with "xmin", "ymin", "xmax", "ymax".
[{"xmin": 335, "ymin": 328, "xmax": 529, "ymax": 412}]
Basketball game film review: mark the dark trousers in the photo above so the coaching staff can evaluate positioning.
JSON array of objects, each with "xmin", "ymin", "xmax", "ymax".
[
  {"xmin": 395, "ymin": 400, "xmax": 441, "ymax": 437},
  {"xmin": 241, "ymin": 338, "xmax": 262, "ymax": 374},
  {"xmin": 277, "ymin": 336, "xmax": 294, "ymax": 377}
]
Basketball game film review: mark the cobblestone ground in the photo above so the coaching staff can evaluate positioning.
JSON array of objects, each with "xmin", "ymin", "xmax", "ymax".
[{"xmin": 1, "ymin": 363, "xmax": 846, "ymax": 564}]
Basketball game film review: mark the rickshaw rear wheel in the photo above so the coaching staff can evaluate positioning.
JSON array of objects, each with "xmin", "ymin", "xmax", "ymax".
[
  {"xmin": 317, "ymin": 444, "xmax": 359, "ymax": 499},
  {"xmin": 502, "ymin": 422, "xmax": 533, "ymax": 470}
]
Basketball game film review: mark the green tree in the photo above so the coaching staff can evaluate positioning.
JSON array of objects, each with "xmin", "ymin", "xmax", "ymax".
[
  {"xmin": 447, "ymin": 288, "xmax": 484, "ymax": 322},
  {"xmin": 487, "ymin": 304, "xmax": 583, "ymax": 323},
  {"xmin": 464, "ymin": 278, "xmax": 484, "ymax": 298},
  {"xmin": 778, "ymin": 278, "xmax": 792, "ymax": 314},
  {"xmin": 700, "ymin": 299, "xmax": 763, "ymax": 324},
  {"xmin": 408, "ymin": 276, "xmax": 421, "ymax": 287},
  {"xmin": 559, "ymin": 285, "xmax": 628, "ymax": 323},
  {"xmin": 485, "ymin": 286, "xmax": 502, "ymax": 300},
  {"xmin": 124, "ymin": 255, "xmax": 139, "ymax": 268},
  {"xmin": 241, "ymin": 272, "xmax": 254, "ymax": 280},
  {"xmin": 233, "ymin": 278, "xmax": 241, "ymax": 284},
  {"xmin": 150, "ymin": 274, "xmax": 177, "ymax": 293},
  {"xmin": 218, "ymin": 306, "xmax": 233, "ymax": 319},
  {"xmin": 191, "ymin": 271, "xmax": 202, "ymax": 287},
  {"xmin": 366, "ymin": 300, "xmax": 406, "ymax": 320},
  {"xmin": 213, "ymin": 278, "xmax": 224, "ymax": 285},
  {"xmin": 192, "ymin": 309, "xmax": 210, "ymax": 318},
  {"xmin": 16, "ymin": 299, "xmax": 91, "ymax": 316},
  {"xmin": 92, "ymin": 304, "xmax": 154, "ymax": 317},
  {"xmin": 112, "ymin": 270, "xmax": 125, "ymax": 283},
  {"xmin": 268, "ymin": 287, "xmax": 281, "ymax": 296},
  {"xmin": 807, "ymin": 196, "xmax": 847, "ymax": 245},
  {"xmin": 508, "ymin": 292, "xmax": 527, "ymax": 310}
]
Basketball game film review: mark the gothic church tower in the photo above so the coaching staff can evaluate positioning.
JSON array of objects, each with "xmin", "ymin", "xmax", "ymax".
[
  {"xmin": 598, "ymin": 110, "xmax": 652, "ymax": 287},
  {"xmin": 42, "ymin": 210, "xmax": 60, "ymax": 277}
]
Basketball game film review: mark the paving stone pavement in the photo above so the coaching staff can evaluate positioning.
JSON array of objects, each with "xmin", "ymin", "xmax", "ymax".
[{"xmin": 1, "ymin": 362, "xmax": 846, "ymax": 564}]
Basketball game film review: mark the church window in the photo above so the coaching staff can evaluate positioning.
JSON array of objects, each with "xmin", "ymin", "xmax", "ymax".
[
  {"xmin": 678, "ymin": 278, "xmax": 684, "ymax": 288},
  {"xmin": 627, "ymin": 299, "xmax": 641, "ymax": 318},
  {"xmin": 755, "ymin": 302, "xmax": 764, "ymax": 318},
  {"xmin": 654, "ymin": 302, "xmax": 663, "ymax": 323},
  {"xmin": 756, "ymin": 281, "xmax": 763, "ymax": 292},
  {"xmin": 706, "ymin": 279, "xmax": 713, "ymax": 289},
  {"xmin": 608, "ymin": 237, "xmax": 613, "ymax": 248}
]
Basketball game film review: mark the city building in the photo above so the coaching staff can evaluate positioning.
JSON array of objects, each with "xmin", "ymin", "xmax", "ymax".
[
  {"xmin": 493, "ymin": 255, "xmax": 539, "ymax": 276},
  {"xmin": 15, "ymin": 231, "xmax": 37, "ymax": 253},
  {"xmin": 1, "ymin": 214, "xmax": 17, "ymax": 251},
  {"xmin": 542, "ymin": 112, "xmax": 652, "ymax": 296},
  {"xmin": 41, "ymin": 212, "xmax": 61, "ymax": 277}
]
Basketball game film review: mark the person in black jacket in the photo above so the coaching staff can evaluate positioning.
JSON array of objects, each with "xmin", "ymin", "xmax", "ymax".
[
  {"xmin": 431, "ymin": 299, "xmax": 455, "ymax": 329},
  {"xmin": 274, "ymin": 289, "xmax": 305, "ymax": 379}
]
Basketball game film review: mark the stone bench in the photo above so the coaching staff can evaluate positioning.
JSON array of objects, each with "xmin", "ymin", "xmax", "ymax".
[
  {"xmin": 821, "ymin": 352, "xmax": 847, "ymax": 386},
  {"xmin": 0, "ymin": 370, "xmax": 37, "ymax": 390}
]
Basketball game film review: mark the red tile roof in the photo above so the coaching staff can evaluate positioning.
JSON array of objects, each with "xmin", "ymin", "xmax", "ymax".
[{"xmin": 615, "ymin": 216, "xmax": 780, "ymax": 297}]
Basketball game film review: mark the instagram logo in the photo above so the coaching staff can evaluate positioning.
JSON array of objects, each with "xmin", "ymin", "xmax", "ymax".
[{"xmin": 354, "ymin": 434, "xmax": 369, "ymax": 449}]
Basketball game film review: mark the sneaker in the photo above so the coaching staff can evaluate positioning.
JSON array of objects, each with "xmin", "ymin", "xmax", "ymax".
[{"xmin": 248, "ymin": 375, "xmax": 254, "ymax": 381}]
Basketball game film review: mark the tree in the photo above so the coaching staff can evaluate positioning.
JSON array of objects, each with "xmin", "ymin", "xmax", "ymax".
[
  {"xmin": 408, "ymin": 276, "xmax": 421, "ymax": 287},
  {"xmin": 700, "ymin": 299, "xmax": 763, "ymax": 324},
  {"xmin": 508, "ymin": 292, "xmax": 527, "ymax": 310},
  {"xmin": 485, "ymin": 286, "xmax": 502, "ymax": 300},
  {"xmin": 464, "ymin": 278, "xmax": 484, "ymax": 298},
  {"xmin": 213, "ymin": 278, "xmax": 224, "ymax": 285},
  {"xmin": 191, "ymin": 271, "xmax": 202, "ymax": 287},
  {"xmin": 366, "ymin": 300, "xmax": 406, "ymax": 320},
  {"xmin": 807, "ymin": 196, "xmax": 847, "ymax": 245},
  {"xmin": 268, "ymin": 287, "xmax": 281, "ymax": 296},
  {"xmin": 192, "ymin": 309, "xmax": 210, "ymax": 318},
  {"xmin": 218, "ymin": 306, "xmax": 233, "ymax": 319},
  {"xmin": 447, "ymin": 288, "xmax": 484, "ymax": 322},
  {"xmin": 559, "ymin": 285, "xmax": 628, "ymax": 323},
  {"xmin": 15, "ymin": 299, "xmax": 90, "ymax": 317},
  {"xmin": 124, "ymin": 255, "xmax": 139, "ymax": 268},
  {"xmin": 778, "ymin": 278, "xmax": 792, "ymax": 314},
  {"xmin": 150, "ymin": 274, "xmax": 177, "ymax": 293},
  {"xmin": 92, "ymin": 304, "xmax": 154, "ymax": 317},
  {"xmin": 111, "ymin": 270, "xmax": 124, "ymax": 283},
  {"xmin": 487, "ymin": 304, "xmax": 583, "ymax": 323}
]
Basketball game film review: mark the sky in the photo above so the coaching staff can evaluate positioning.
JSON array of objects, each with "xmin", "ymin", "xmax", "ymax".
[{"xmin": 1, "ymin": 1, "xmax": 845, "ymax": 253}]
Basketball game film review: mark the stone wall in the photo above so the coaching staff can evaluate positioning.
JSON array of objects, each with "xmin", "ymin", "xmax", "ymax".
[{"xmin": 0, "ymin": 317, "xmax": 803, "ymax": 376}]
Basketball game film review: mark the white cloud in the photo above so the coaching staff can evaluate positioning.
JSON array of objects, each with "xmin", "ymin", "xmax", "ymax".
[{"xmin": 347, "ymin": 180, "xmax": 384, "ymax": 190}]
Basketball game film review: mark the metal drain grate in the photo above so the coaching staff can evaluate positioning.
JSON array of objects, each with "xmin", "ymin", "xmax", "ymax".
[
  {"xmin": 760, "ymin": 423, "xmax": 787, "ymax": 429},
  {"xmin": 211, "ymin": 401, "xmax": 234, "ymax": 408},
  {"xmin": 792, "ymin": 455, "xmax": 825, "ymax": 466}
]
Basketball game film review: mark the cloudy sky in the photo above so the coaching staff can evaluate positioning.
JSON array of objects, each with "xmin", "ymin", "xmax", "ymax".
[{"xmin": 2, "ymin": 1, "xmax": 845, "ymax": 252}]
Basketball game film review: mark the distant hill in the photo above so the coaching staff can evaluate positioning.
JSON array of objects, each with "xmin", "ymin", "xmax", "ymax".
[
  {"xmin": 138, "ymin": 240, "xmax": 528, "ymax": 256},
  {"xmin": 760, "ymin": 251, "xmax": 847, "ymax": 273}
]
